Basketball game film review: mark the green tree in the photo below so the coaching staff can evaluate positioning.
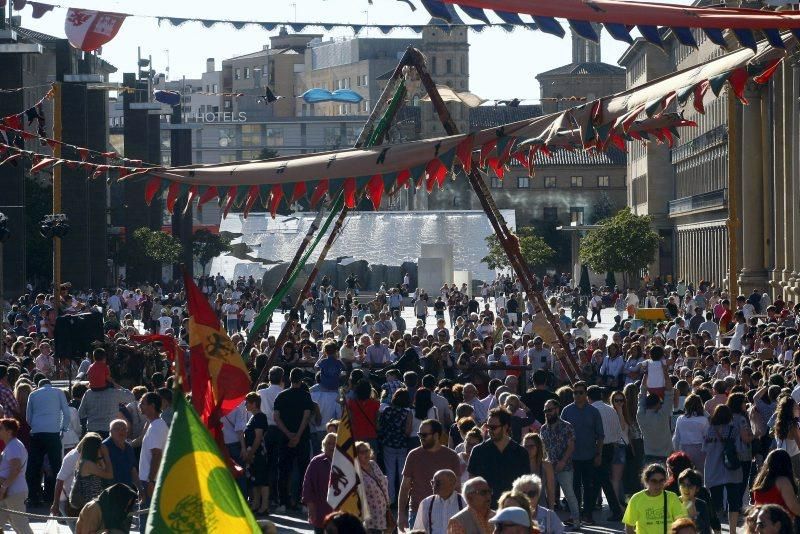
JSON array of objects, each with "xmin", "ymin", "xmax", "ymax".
[
  {"xmin": 482, "ymin": 227, "xmax": 555, "ymax": 271},
  {"xmin": 132, "ymin": 228, "xmax": 183, "ymax": 265},
  {"xmin": 579, "ymin": 209, "xmax": 660, "ymax": 288},
  {"xmin": 528, "ymin": 218, "xmax": 571, "ymax": 272},
  {"xmin": 589, "ymin": 192, "xmax": 616, "ymax": 224},
  {"xmin": 192, "ymin": 229, "xmax": 232, "ymax": 275},
  {"xmin": 258, "ymin": 148, "xmax": 280, "ymax": 160}
]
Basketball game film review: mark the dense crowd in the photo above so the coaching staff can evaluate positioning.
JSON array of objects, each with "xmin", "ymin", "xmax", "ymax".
[{"xmin": 0, "ymin": 273, "xmax": 799, "ymax": 534}]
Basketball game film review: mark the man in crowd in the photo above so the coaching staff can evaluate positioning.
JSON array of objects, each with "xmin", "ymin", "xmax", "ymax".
[
  {"xmin": 25, "ymin": 378, "xmax": 71, "ymax": 505},
  {"xmin": 412, "ymin": 469, "xmax": 463, "ymax": 534}
]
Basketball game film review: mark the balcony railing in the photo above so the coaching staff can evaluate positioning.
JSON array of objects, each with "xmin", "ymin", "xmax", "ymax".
[
  {"xmin": 671, "ymin": 125, "xmax": 728, "ymax": 164},
  {"xmin": 668, "ymin": 188, "xmax": 727, "ymax": 216}
]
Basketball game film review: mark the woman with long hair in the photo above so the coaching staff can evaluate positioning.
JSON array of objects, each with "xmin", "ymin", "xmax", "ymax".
[
  {"xmin": 703, "ymin": 404, "xmax": 744, "ymax": 534},
  {"xmin": 673, "ymin": 394, "xmax": 709, "ymax": 472},
  {"xmin": 69, "ymin": 433, "xmax": 114, "ymax": 513},
  {"xmin": 377, "ymin": 389, "xmax": 412, "ymax": 504},
  {"xmin": 623, "ymin": 382, "xmax": 644, "ymax": 496},
  {"xmin": 459, "ymin": 428, "xmax": 483, "ymax": 484},
  {"xmin": 751, "ymin": 449, "xmax": 800, "ymax": 516},
  {"xmin": 0, "ymin": 419, "xmax": 33, "ymax": 534},
  {"xmin": 522, "ymin": 433, "xmax": 555, "ymax": 510},
  {"xmin": 773, "ymin": 395, "xmax": 800, "ymax": 478},
  {"xmin": 610, "ymin": 390, "xmax": 630, "ymax": 504},
  {"xmin": 727, "ymin": 392, "xmax": 754, "ymax": 491},
  {"xmin": 754, "ymin": 504, "xmax": 793, "ymax": 534},
  {"xmin": 347, "ymin": 379, "xmax": 380, "ymax": 450},
  {"xmin": 243, "ymin": 391, "xmax": 269, "ymax": 515},
  {"xmin": 412, "ymin": 388, "xmax": 438, "ymax": 434}
]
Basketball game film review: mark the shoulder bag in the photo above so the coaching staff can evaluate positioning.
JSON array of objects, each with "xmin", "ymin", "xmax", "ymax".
[{"xmin": 362, "ymin": 463, "xmax": 396, "ymax": 534}]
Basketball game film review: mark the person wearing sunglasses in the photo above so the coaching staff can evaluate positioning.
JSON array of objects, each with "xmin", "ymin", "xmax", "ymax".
[
  {"xmin": 447, "ymin": 477, "xmax": 494, "ymax": 534},
  {"xmin": 622, "ymin": 464, "xmax": 687, "ymax": 534},
  {"xmin": 412, "ymin": 469, "xmax": 464, "ymax": 534},
  {"xmin": 512, "ymin": 474, "xmax": 564, "ymax": 534}
]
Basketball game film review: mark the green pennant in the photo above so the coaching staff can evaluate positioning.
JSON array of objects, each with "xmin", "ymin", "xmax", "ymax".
[
  {"xmin": 438, "ymin": 147, "xmax": 457, "ymax": 172},
  {"xmin": 595, "ymin": 122, "xmax": 613, "ymax": 143},
  {"xmin": 259, "ymin": 184, "xmax": 271, "ymax": 206},
  {"xmin": 644, "ymin": 98, "xmax": 662, "ymax": 118},
  {"xmin": 233, "ymin": 186, "xmax": 249, "ymax": 208},
  {"xmin": 709, "ymin": 72, "xmax": 732, "ymax": 97},
  {"xmin": 409, "ymin": 163, "xmax": 427, "ymax": 188},
  {"xmin": 216, "ymin": 185, "xmax": 230, "ymax": 206}
]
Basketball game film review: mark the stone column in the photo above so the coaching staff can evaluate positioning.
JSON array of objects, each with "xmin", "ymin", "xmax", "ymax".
[
  {"xmin": 772, "ymin": 64, "xmax": 786, "ymax": 296},
  {"xmin": 738, "ymin": 84, "xmax": 769, "ymax": 294},
  {"xmin": 790, "ymin": 59, "xmax": 800, "ymax": 296},
  {"xmin": 782, "ymin": 60, "xmax": 794, "ymax": 292}
]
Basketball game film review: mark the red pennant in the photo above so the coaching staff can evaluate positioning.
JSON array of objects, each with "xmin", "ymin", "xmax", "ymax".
[
  {"xmin": 184, "ymin": 185, "xmax": 198, "ymax": 214},
  {"xmin": 91, "ymin": 164, "xmax": 109, "ymax": 179},
  {"xmin": 456, "ymin": 135, "xmax": 474, "ymax": 173},
  {"xmin": 343, "ymin": 177, "xmax": 356, "ymax": 208},
  {"xmin": 20, "ymin": 130, "xmax": 36, "ymax": 140},
  {"xmin": 30, "ymin": 157, "xmax": 56, "ymax": 174},
  {"xmin": 609, "ymin": 134, "xmax": 627, "ymax": 151},
  {"xmin": 101, "ymin": 151, "xmax": 118, "ymax": 159},
  {"xmin": 64, "ymin": 160, "xmax": 79, "ymax": 170},
  {"xmin": 728, "ymin": 68, "xmax": 749, "ymax": 104},
  {"xmin": 197, "ymin": 186, "xmax": 218, "ymax": 208},
  {"xmin": 396, "ymin": 169, "xmax": 411, "ymax": 189},
  {"xmin": 269, "ymin": 184, "xmax": 284, "ymax": 218},
  {"xmin": 754, "ymin": 58, "xmax": 783, "ymax": 85},
  {"xmin": 487, "ymin": 157, "xmax": 505, "ymax": 179},
  {"xmin": 480, "ymin": 140, "xmax": 497, "ymax": 168},
  {"xmin": 116, "ymin": 167, "xmax": 130, "ymax": 179},
  {"xmin": 289, "ymin": 181, "xmax": 307, "ymax": 205},
  {"xmin": 242, "ymin": 185, "xmax": 260, "ymax": 219},
  {"xmin": 424, "ymin": 159, "xmax": 447, "ymax": 193},
  {"xmin": 512, "ymin": 151, "xmax": 528, "ymax": 168},
  {"xmin": 366, "ymin": 174, "xmax": 384, "ymax": 210},
  {"xmin": 222, "ymin": 186, "xmax": 238, "ymax": 219},
  {"xmin": 77, "ymin": 147, "xmax": 89, "ymax": 162},
  {"xmin": 45, "ymin": 139, "xmax": 58, "ymax": 150},
  {"xmin": 0, "ymin": 154, "xmax": 22, "ymax": 166},
  {"xmin": 4, "ymin": 115, "xmax": 22, "ymax": 131},
  {"xmin": 166, "ymin": 182, "xmax": 180, "ymax": 213},
  {"xmin": 310, "ymin": 179, "xmax": 329, "ymax": 208},
  {"xmin": 693, "ymin": 80, "xmax": 710, "ymax": 114}
]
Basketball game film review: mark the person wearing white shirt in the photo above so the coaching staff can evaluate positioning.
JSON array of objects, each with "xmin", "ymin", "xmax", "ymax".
[
  {"xmin": 412, "ymin": 470, "xmax": 465, "ymax": 534},
  {"xmin": 462, "ymin": 384, "xmax": 488, "ymax": 424},
  {"xmin": 624, "ymin": 289, "xmax": 639, "ymax": 318},
  {"xmin": 51, "ymin": 446, "xmax": 80, "ymax": 517},
  {"xmin": 671, "ymin": 395, "xmax": 709, "ymax": 471},
  {"xmin": 588, "ymin": 386, "xmax": 625, "ymax": 521},
  {"xmin": 139, "ymin": 392, "xmax": 168, "ymax": 531},
  {"xmin": 697, "ymin": 313, "xmax": 719, "ymax": 342},
  {"xmin": 309, "ymin": 380, "xmax": 342, "ymax": 456},
  {"xmin": 157, "ymin": 310, "xmax": 172, "ymax": 335},
  {"xmin": 598, "ymin": 349, "xmax": 625, "ymax": 389},
  {"xmin": 665, "ymin": 318, "xmax": 684, "ymax": 342}
]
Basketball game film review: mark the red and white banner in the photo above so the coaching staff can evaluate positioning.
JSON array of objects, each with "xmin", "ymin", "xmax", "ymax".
[{"xmin": 64, "ymin": 8, "xmax": 126, "ymax": 52}]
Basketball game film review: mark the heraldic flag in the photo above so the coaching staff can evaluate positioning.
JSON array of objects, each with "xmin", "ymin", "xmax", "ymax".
[
  {"xmin": 145, "ymin": 391, "xmax": 259, "ymax": 533},
  {"xmin": 183, "ymin": 270, "xmax": 251, "ymax": 424},
  {"xmin": 326, "ymin": 408, "xmax": 370, "ymax": 520}
]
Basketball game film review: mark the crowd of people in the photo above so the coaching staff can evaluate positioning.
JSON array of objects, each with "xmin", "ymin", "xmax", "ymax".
[{"xmin": 1, "ymin": 273, "xmax": 799, "ymax": 534}]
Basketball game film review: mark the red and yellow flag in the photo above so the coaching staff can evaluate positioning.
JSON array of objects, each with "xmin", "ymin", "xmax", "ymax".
[{"xmin": 183, "ymin": 271, "xmax": 251, "ymax": 423}]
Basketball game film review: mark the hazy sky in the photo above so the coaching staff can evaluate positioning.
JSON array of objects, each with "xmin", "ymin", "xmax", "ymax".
[{"xmin": 12, "ymin": 0, "xmax": 690, "ymax": 101}]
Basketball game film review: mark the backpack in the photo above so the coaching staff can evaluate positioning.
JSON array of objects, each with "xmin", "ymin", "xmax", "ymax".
[{"xmin": 720, "ymin": 426, "xmax": 741, "ymax": 470}]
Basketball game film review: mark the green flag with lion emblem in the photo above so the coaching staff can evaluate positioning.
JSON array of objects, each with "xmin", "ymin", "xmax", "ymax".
[{"xmin": 145, "ymin": 391, "xmax": 259, "ymax": 533}]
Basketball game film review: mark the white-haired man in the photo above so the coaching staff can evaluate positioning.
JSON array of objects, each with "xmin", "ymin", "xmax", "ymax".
[{"xmin": 447, "ymin": 477, "xmax": 494, "ymax": 534}]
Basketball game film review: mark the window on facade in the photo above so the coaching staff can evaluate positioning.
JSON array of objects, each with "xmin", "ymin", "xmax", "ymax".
[
  {"xmin": 241, "ymin": 124, "xmax": 262, "ymax": 147},
  {"xmin": 339, "ymin": 104, "xmax": 348, "ymax": 115},
  {"xmin": 544, "ymin": 176, "xmax": 557, "ymax": 188},
  {"xmin": 543, "ymin": 207, "xmax": 558, "ymax": 221},
  {"xmin": 324, "ymin": 126, "xmax": 341, "ymax": 147},
  {"xmin": 218, "ymin": 129, "xmax": 235, "ymax": 148},
  {"xmin": 224, "ymin": 100, "xmax": 231, "ymax": 109},
  {"xmin": 570, "ymin": 207, "xmax": 585, "ymax": 225},
  {"xmin": 517, "ymin": 176, "xmax": 530, "ymax": 189},
  {"xmin": 598, "ymin": 175, "xmax": 610, "ymax": 187},
  {"xmin": 446, "ymin": 59, "xmax": 453, "ymax": 73},
  {"xmin": 234, "ymin": 68, "xmax": 240, "ymax": 80},
  {"xmin": 266, "ymin": 128, "xmax": 284, "ymax": 147},
  {"xmin": 361, "ymin": 100, "xmax": 370, "ymax": 113},
  {"xmin": 490, "ymin": 177, "xmax": 503, "ymax": 189},
  {"xmin": 570, "ymin": 176, "xmax": 583, "ymax": 187},
  {"xmin": 244, "ymin": 67, "xmax": 250, "ymax": 79}
]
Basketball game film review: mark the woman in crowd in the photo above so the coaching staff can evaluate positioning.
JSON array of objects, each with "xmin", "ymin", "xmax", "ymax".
[
  {"xmin": 512, "ymin": 474, "xmax": 564, "ymax": 534},
  {"xmin": 610, "ymin": 389, "xmax": 630, "ymax": 504},
  {"xmin": 703, "ymin": 404, "xmax": 744, "ymax": 534},
  {"xmin": 673, "ymin": 394, "xmax": 709, "ymax": 472},
  {"xmin": 665, "ymin": 451, "xmax": 719, "ymax": 532},
  {"xmin": 69, "ymin": 433, "xmax": 113, "ymax": 514},
  {"xmin": 671, "ymin": 518, "xmax": 699, "ymax": 534},
  {"xmin": 751, "ymin": 449, "xmax": 800, "ymax": 516},
  {"xmin": 727, "ymin": 392, "xmax": 754, "ymax": 490},
  {"xmin": 676, "ymin": 469, "xmax": 712, "ymax": 534},
  {"xmin": 411, "ymin": 388, "xmax": 438, "ymax": 434},
  {"xmin": 772, "ymin": 395, "xmax": 800, "ymax": 478},
  {"xmin": 623, "ymin": 382, "xmax": 644, "ymax": 496},
  {"xmin": 75, "ymin": 483, "xmax": 138, "ymax": 534},
  {"xmin": 622, "ymin": 464, "xmax": 687, "ymax": 534},
  {"xmin": 459, "ymin": 428, "xmax": 483, "ymax": 484},
  {"xmin": 356, "ymin": 441, "xmax": 389, "ymax": 534},
  {"xmin": 243, "ymin": 391, "xmax": 269, "ymax": 516},
  {"xmin": 377, "ymin": 389, "xmax": 412, "ymax": 504},
  {"xmin": 753, "ymin": 504, "xmax": 793, "ymax": 534},
  {"xmin": 522, "ymin": 432, "xmax": 555, "ymax": 510},
  {"xmin": 0, "ymin": 418, "xmax": 33, "ymax": 534},
  {"xmin": 347, "ymin": 379, "xmax": 380, "ymax": 450}
]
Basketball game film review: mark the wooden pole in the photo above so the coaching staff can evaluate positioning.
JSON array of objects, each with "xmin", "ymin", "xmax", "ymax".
[
  {"xmin": 52, "ymin": 82, "xmax": 62, "ymax": 312},
  {"xmin": 408, "ymin": 48, "xmax": 580, "ymax": 382},
  {"xmin": 726, "ymin": 88, "xmax": 739, "ymax": 297}
]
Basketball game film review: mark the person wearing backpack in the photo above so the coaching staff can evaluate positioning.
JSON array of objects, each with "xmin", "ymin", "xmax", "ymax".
[{"xmin": 702, "ymin": 404, "xmax": 744, "ymax": 534}]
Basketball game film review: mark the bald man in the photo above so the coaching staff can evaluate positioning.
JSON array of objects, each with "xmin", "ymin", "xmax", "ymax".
[{"xmin": 413, "ymin": 470, "xmax": 465, "ymax": 534}]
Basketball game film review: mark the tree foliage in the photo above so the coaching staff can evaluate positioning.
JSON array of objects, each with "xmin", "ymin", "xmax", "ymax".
[
  {"xmin": 579, "ymin": 209, "xmax": 660, "ymax": 287},
  {"xmin": 192, "ymin": 229, "xmax": 232, "ymax": 274},
  {"xmin": 589, "ymin": 192, "xmax": 616, "ymax": 224},
  {"xmin": 482, "ymin": 227, "xmax": 555, "ymax": 271},
  {"xmin": 132, "ymin": 228, "xmax": 183, "ymax": 265},
  {"xmin": 258, "ymin": 148, "xmax": 280, "ymax": 160}
]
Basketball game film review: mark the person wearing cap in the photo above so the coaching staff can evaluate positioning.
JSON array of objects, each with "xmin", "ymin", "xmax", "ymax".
[
  {"xmin": 447, "ymin": 476, "xmax": 494, "ymax": 534},
  {"xmin": 487, "ymin": 506, "xmax": 530, "ymax": 534}
]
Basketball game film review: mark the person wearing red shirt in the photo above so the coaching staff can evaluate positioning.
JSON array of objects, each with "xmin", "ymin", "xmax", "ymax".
[{"xmin": 347, "ymin": 379, "xmax": 380, "ymax": 448}]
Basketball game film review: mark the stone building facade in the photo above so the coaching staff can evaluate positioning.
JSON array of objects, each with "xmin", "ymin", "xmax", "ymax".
[{"xmin": 619, "ymin": 19, "xmax": 799, "ymax": 298}]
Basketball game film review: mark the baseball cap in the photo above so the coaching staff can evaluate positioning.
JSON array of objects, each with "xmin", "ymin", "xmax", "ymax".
[{"xmin": 489, "ymin": 507, "xmax": 531, "ymax": 527}]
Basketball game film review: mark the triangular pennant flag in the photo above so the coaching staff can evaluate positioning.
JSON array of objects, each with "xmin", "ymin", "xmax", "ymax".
[
  {"xmin": 396, "ymin": 169, "xmax": 411, "ymax": 189},
  {"xmin": 310, "ymin": 179, "xmax": 329, "ymax": 208},
  {"xmin": 709, "ymin": 71, "xmax": 732, "ymax": 97},
  {"xmin": 77, "ymin": 147, "xmax": 89, "ymax": 161},
  {"xmin": 603, "ymin": 22, "xmax": 633, "ymax": 44},
  {"xmin": 30, "ymin": 2, "xmax": 55, "ymax": 18},
  {"xmin": 460, "ymin": 6, "xmax": 491, "ymax": 25},
  {"xmin": 409, "ymin": 163, "xmax": 427, "ymax": 189},
  {"xmin": 702, "ymin": 28, "xmax": 727, "ymax": 48},
  {"xmin": 753, "ymin": 58, "xmax": 783, "ymax": 85},
  {"xmin": 671, "ymin": 27, "xmax": 697, "ymax": 48},
  {"xmin": 568, "ymin": 20, "xmax": 599, "ymax": 42},
  {"xmin": 693, "ymin": 81, "xmax": 710, "ymax": 114},
  {"xmin": 480, "ymin": 139, "xmax": 497, "ymax": 168},
  {"xmin": 343, "ymin": 177, "xmax": 357, "ymax": 208},
  {"xmin": 732, "ymin": 29, "xmax": 757, "ymax": 52},
  {"xmin": 166, "ymin": 182, "xmax": 180, "ymax": 214},
  {"xmin": 494, "ymin": 10, "xmax": 525, "ymax": 26},
  {"xmin": 366, "ymin": 174, "xmax": 384, "ymax": 210},
  {"xmin": 0, "ymin": 154, "xmax": 22, "ymax": 166},
  {"xmin": 438, "ymin": 147, "xmax": 457, "ymax": 172},
  {"xmin": 455, "ymin": 135, "xmax": 474, "ymax": 173},
  {"xmin": 761, "ymin": 28, "xmax": 785, "ymax": 49},
  {"xmin": 197, "ymin": 186, "xmax": 218, "ymax": 208},
  {"xmin": 728, "ymin": 68, "xmax": 749, "ymax": 104},
  {"xmin": 637, "ymin": 25, "xmax": 663, "ymax": 48},
  {"xmin": 378, "ymin": 25, "xmax": 393, "ymax": 35},
  {"xmin": 242, "ymin": 185, "xmax": 260, "ymax": 219},
  {"xmin": 269, "ymin": 184, "xmax": 284, "ymax": 218},
  {"xmin": 30, "ymin": 156, "xmax": 57, "ymax": 174},
  {"xmin": 533, "ymin": 16, "xmax": 565, "ymax": 38},
  {"xmin": 222, "ymin": 186, "xmax": 238, "ymax": 219},
  {"xmin": 216, "ymin": 185, "xmax": 230, "ymax": 206},
  {"xmin": 487, "ymin": 157, "xmax": 505, "ymax": 179},
  {"xmin": 290, "ymin": 181, "xmax": 307, "ymax": 204},
  {"xmin": 183, "ymin": 185, "xmax": 198, "ymax": 214},
  {"xmin": 676, "ymin": 85, "xmax": 694, "ymax": 106},
  {"xmin": 420, "ymin": 0, "xmax": 453, "ymax": 22},
  {"xmin": 201, "ymin": 19, "xmax": 216, "ymax": 28}
]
